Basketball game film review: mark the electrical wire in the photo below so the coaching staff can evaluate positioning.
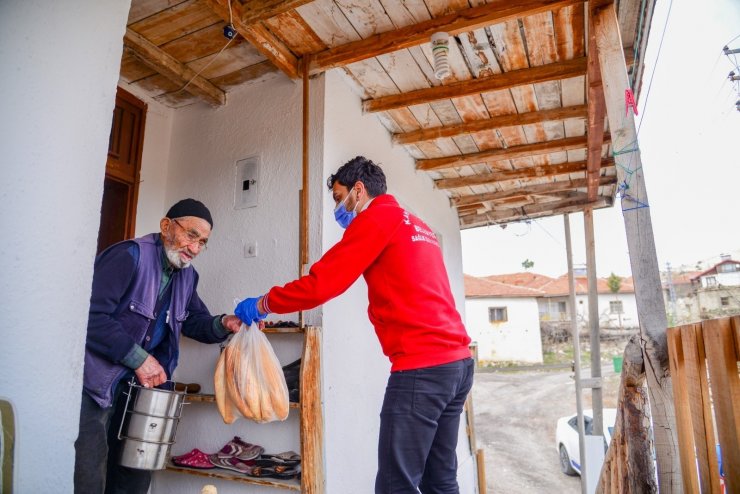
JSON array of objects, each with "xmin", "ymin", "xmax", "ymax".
[
  {"xmin": 636, "ymin": 0, "xmax": 674, "ymax": 136},
  {"xmin": 173, "ymin": 0, "xmax": 237, "ymax": 96}
]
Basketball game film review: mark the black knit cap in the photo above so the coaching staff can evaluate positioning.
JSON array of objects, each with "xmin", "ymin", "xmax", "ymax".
[{"xmin": 166, "ymin": 198, "xmax": 214, "ymax": 228}]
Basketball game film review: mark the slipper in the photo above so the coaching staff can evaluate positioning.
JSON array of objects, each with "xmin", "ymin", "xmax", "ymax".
[
  {"xmin": 216, "ymin": 436, "xmax": 264, "ymax": 461},
  {"xmin": 249, "ymin": 464, "xmax": 301, "ymax": 479},
  {"xmin": 209, "ymin": 455, "xmax": 256, "ymax": 474},
  {"xmin": 172, "ymin": 449, "xmax": 214, "ymax": 469},
  {"xmin": 255, "ymin": 451, "xmax": 301, "ymax": 467}
]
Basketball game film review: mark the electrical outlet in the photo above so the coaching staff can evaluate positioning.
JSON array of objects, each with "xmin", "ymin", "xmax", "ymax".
[{"xmin": 244, "ymin": 241, "xmax": 258, "ymax": 258}]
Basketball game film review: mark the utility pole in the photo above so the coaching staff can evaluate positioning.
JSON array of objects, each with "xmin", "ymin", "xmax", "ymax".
[{"xmin": 565, "ymin": 213, "xmax": 588, "ymax": 494}]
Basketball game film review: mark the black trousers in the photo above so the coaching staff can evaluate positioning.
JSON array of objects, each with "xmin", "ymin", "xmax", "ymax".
[
  {"xmin": 74, "ymin": 383, "xmax": 151, "ymax": 494},
  {"xmin": 375, "ymin": 358, "xmax": 475, "ymax": 494}
]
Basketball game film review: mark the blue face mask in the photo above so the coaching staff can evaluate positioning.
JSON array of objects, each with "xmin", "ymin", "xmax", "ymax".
[{"xmin": 334, "ymin": 191, "xmax": 357, "ymax": 229}]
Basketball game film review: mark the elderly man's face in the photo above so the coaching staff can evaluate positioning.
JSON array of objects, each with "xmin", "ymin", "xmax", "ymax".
[{"xmin": 160, "ymin": 216, "xmax": 211, "ymax": 268}]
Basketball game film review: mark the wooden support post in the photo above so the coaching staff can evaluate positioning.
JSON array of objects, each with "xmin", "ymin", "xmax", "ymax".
[
  {"xmin": 565, "ymin": 214, "xmax": 588, "ymax": 494},
  {"xmin": 584, "ymin": 208, "xmax": 604, "ymax": 436},
  {"xmin": 298, "ymin": 60, "xmax": 310, "ymax": 328},
  {"xmin": 597, "ymin": 335, "xmax": 657, "ymax": 493},
  {"xmin": 300, "ymin": 327, "xmax": 325, "ymax": 493},
  {"xmin": 476, "ymin": 449, "xmax": 487, "ymax": 494},
  {"xmin": 593, "ymin": 5, "xmax": 680, "ymax": 490}
]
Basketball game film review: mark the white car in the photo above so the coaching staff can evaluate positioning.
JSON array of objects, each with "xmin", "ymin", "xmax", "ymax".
[{"xmin": 556, "ymin": 408, "xmax": 617, "ymax": 476}]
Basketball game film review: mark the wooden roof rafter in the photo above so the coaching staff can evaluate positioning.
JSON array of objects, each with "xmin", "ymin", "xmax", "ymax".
[
  {"xmin": 238, "ymin": 0, "xmax": 315, "ymax": 25},
  {"xmin": 123, "ymin": 27, "xmax": 226, "ymax": 106},
  {"xmin": 586, "ymin": 5, "xmax": 608, "ymax": 201},
  {"xmin": 305, "ymin": 0, "xmax": 584, "ymax": 75},
  {"xmin": 459, "ymin": 196, "xmax": 613, "ymax": 228},
  {"xmin": 392, "ymin": 105, "xmax": 588, "ymax": 145},
  {"xmin": 417, "ymin": 134, "xmax": 611, "ymax": 172},
  {"xmin": 202, "ymin": 0, "xmax": 302, "ymax": 79},
  {"xmin": 363, "ymin": 57, "xmax": 588, "ymax": 114},
  {"xmin": 452, "ymin": 175, "xmax": 616, "ymax": 206},
  {"xmin": 435, "ymin": 158, "xmax": 616, "ymax": 189}
]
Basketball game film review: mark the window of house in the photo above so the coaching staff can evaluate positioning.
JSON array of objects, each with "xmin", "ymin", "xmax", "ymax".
[
  {"xmin": 705, "ymin": 276, "xmax": 717, "ymax": 287},
  {"xmin": 718, "ymin": 263, "xmax": 737, "ymax": 273},
  {"xmin": 721, "ymin": 297, "xmax": 730, "ymax": 307},
  {"xmin": 489, "ymin": 307, "xmax": 507, "ymax": 322},
  {"xmin": 557, "ymin": 301, "xmax": 567, "ymax": 315},
  {"xmin": 610, "ymin": 300, "xmax": 623, "ymax": 314}
]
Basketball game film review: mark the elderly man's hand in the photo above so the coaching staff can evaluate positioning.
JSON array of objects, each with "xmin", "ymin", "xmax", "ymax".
[
  {"xmin": 135, "ymin": 355, "xmax": 167, "ymax": 388},
  {"xmin": 221, "ymin": 315, "xmax": 243, "ymax": 334}
]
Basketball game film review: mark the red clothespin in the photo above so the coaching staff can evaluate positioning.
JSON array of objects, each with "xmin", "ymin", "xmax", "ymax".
[{"xmin": 625, "ymin": 88, "xmax": 638, "ymax": 116}]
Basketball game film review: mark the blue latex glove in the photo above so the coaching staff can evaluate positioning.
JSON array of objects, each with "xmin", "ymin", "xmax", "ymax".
[{"xmin": 235, "ymin": 296, "xmax": 267, "ymax": 325}]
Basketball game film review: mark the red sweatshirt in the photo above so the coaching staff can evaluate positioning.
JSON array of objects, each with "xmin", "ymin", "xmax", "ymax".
[{"xmin": 263, "ymin": 194, "xmax": 471, "ymax": 371}]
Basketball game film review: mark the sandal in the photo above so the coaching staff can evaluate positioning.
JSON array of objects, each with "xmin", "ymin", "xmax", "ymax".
[
  {"xmin": 209, "ymin": 455, "xmax": 256, "ymax": 474},
  {"xmin": 171, "ymin": 449, "xmax": 214, "ymax": 469},
  {"xmin": 249, "ymin": 464, "xmax": 301, "ymax": 479},
  {"xmin": 255, "ymin": 451, "xmax": 301, "ymax": 467},
  {"xmin": 216, "ymin": 436, "xmax": 264, "ymax": 461}
]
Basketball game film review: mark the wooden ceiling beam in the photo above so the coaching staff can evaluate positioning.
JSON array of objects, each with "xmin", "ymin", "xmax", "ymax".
[
  {"xmin": 123, "ymin": 28, "xmax": 226, "ymax": 106},
  {"xmin": 307, "ymin": 0, "xmax": 583, "ymax": 74},
  {"xmin": 365, "ymin": 57, "xmax": 587, "ymax": 114},
  {"xmin": 365, "ymin": 57, "xmax": 586, "ymax": 114},
  {"xmin": 392, "ymin": 105, "xmax": 588, "ymax": 145},
  {"xmin": 435, "ymin": 158, "xmax": 615, "ymax": 189},
  {"xmin": 417, "ymin": 133, "xmax": 610, "ymax": 172},
  {"xmin": 239, "ymin": 0, "xmax": 314, "ymax": 25},
  {"xmin": 459, "ymin": 196, "xmax": 612, "ymax": 227},
  {"xmin": 202, "ymin": 0, "xmax": 300, "ymax": 79},
  {"xmin": 453, "ymin": 175, "xmax": 616, "ymax": 206},
  {"xmin": 586, "ymin": 6, "xmax": 607, "ymax": 201}
]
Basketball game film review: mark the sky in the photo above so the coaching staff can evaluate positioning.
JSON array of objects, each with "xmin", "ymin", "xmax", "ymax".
[{"xmin": 461, "ymin": 0, "xmax": 740, "ymax": 279}]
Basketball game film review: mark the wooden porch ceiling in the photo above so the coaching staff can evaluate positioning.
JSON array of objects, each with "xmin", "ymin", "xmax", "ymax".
[{"xmin": 120, "ymin": 0, "xmax": 654, "ymax": 229}]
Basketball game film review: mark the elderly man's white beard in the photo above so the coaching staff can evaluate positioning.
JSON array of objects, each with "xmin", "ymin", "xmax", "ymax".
[{"xmin": 165, "ymin": 247, "xmax": 192, "ymax": 269}]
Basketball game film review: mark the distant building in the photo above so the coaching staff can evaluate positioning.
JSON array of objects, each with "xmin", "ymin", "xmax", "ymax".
[
  {"xmin": 463, "ymin": 270, "xmax": 637, "ymax": 364},
  {"xmin": 463, "ymin": 275, "xmax": 544, "ymax": 363},
  {"xmin": 691, "ymin": 257, "xmax": 740, "ymax": 319}
]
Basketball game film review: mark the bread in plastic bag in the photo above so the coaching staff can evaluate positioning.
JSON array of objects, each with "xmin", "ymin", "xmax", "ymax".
[{"xmin": 214, "ymin": 323, "xmax": 290, "ymax": 423}]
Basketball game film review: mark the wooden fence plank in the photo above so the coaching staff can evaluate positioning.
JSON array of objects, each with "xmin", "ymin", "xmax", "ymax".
[
  {"xmin": 680, "ymin": 324, "xmax": 720, "ymax": 493},
  {"xmin": 667, "ymin": 327, "xmax": 701, "ymax": 493},
  {"xmin": 702, "ymin": 318, "xmax": 740, "ymax": 494}
]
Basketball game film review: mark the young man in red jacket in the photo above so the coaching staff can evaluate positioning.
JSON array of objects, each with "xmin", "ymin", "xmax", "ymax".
[{"xmin": 236, "ymin": 156, "xmax": 473, "ymax": 494}]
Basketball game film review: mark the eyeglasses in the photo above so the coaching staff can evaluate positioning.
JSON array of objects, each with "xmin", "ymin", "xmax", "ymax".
[{"xmin": 172, "ymin": 219, "xmax": 209, "ymax": 250}]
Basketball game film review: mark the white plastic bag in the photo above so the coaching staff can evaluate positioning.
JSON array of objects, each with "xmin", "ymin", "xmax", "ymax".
[{"xmin": 214, "ymin": 323, "xmax": 289, "ymax": 423}]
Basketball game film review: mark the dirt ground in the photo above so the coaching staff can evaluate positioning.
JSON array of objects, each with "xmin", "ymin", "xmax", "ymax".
[{"xmin": 471, "ymin": 364, "xmax": 620, "ymax": 493}]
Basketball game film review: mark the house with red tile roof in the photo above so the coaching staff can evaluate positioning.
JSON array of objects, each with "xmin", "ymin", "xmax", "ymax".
[{"xmin": 463, "ymin": 275, "xmax": 544, "ymax": 363}]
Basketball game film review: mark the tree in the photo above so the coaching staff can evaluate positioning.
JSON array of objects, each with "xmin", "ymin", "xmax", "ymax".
[
  {"xmin": 522, "ymin": 258, "xmax": 534, "ymax": 270},
  {"xmin": 607, "ymin": 272, "xmax": 623, "ymax": 329}
]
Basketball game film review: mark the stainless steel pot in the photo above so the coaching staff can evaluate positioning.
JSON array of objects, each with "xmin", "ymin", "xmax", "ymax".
[
  {"xmin": 130, "ymin": 385, "xmax": 185, "ymax": 418},
  {"xmin": 117, "ymin": 380, "xmax": 188, "ymax": 470},
  {"xmin": 124, "ymin": 411, "xmax": 178, "ymax": 443},
  {"xmin": 119, "ymin": 437, "xmax": 172, "ymax": 470}
]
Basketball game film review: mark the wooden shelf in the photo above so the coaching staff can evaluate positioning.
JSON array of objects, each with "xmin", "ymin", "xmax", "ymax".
[
  {"xmin": 262, "ymin": 326, "xmax": 304, "ymax": 334},
  {"xmin": 166, "ymin": 462, "xmax": 300, "ymax": 491},
  {"xmin": 185, "ymin": 393, "xmax": 299, "ymax": 409}
]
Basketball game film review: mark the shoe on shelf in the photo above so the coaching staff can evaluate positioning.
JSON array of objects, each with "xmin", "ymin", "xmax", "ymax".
[
  {"xmin": 216, "ymin": 436, "xmax": 264, "ymax": 461},
  {"xmin": 174, "ymin": 382, "xmax": 202, "ymax": 394}
]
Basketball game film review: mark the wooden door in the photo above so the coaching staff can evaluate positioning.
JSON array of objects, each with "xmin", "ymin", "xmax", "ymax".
[{"xmin": 96, "ymin": 87, "xmax": 146, "ymax": 253}]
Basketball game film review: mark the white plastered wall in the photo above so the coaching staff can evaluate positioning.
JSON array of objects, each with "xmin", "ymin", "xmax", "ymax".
[
  {"xmin": 319, "ymin": 69, "xmax": 477, "ymax": 494},
  {"xmin": 142, "ymin": 74, "xmax": 325, "ymax": 494},
  {"xmin": 0, "ymin": 1, "xmax": 131, "ymax": 492},
  {"xmin": 465, "ymin": 297, "xmax": 544, "ymax": 363}
]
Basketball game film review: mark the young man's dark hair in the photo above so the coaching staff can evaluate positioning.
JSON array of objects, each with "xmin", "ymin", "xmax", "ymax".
[{"xmin": 327, "ymin": 156, "xmax": 387, "ymax": 197}]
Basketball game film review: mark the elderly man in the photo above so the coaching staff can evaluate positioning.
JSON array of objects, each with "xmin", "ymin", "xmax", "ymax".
[
  {"xmin": 74, "ymin": 198, "xmax": 241, "ymax": 494},
  {"xmin": 236, "ymin": 157, "xmax": 473, "ymax": 494}
]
